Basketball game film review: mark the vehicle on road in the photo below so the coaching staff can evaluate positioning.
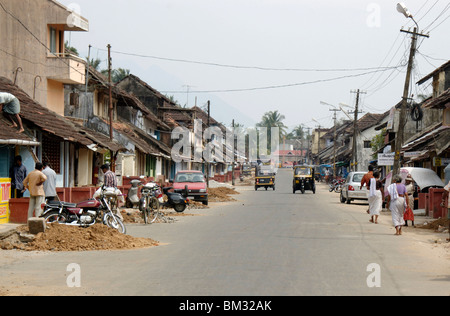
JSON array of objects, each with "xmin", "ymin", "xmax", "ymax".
[
  {"xmin": 293, "ymin": 165, "xmax": 316, "ymax": 194},
  {"xmin": 255, "ymin": 164, "xmax": 276, "ymax": 191},
  {"xmin": 340, "ymin": 172, "xmax": 367, "ymax": 204},
  {"xmin": 173, "ymin": 170, "xmax": 208, "ymax": 205}
]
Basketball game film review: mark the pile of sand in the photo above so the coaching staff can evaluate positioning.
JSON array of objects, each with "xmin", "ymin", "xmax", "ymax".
[
  {"xmin": 0, "ymin": 223, "xmax": 158, "ymax": 252},
  {"xmin": 418, "ymin": 218, "xmax": 449, "ymax": 231},
  {"xmin": 208, "ymin": 187, "xmax": 240, "ymax": 202}
]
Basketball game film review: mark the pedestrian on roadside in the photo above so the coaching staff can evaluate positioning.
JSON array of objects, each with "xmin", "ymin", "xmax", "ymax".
[
  {"xmin": 404, "ymin": 175, "xmax": 415, "ymax": 227},
  {"xmin": 442, "ymin": 180, "xmax": 450, "ymax": 242},
  {"xmin": 9, "ymin": 155, "xmax": 27, "ymax": 198},
  {"xmin": 22, "ymin": 162, "xmax": 47, "ymax": 218},
  {"xmin": 387, "ymin": 175, "xmax": 409, "ymax": 236},
  {"xmin": 42, "ymin": 161, "xmax": 57, "ymax": 202},
  {"xmin": 361, "ymin": 165, "xmax": 374, "ymax": 214},
  {"xmin": 0, "ymin": 92, "xmax": 24, "ymax": 133},
  {"xmin": 368, "ymin": 171, "xmax": 383, "ymax": 224}
]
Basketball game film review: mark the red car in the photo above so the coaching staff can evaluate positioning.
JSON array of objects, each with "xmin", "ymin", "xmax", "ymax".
[{"xmin": 173, "ymin": 170, "xmax": 208, "ymax": 205}]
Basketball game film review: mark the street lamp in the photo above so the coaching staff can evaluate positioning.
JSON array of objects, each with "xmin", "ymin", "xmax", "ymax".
[
  {"xmin": 393, "ymin": 3, "xmax": 428, "ymax": 176},
  {"xmin": 397, "ymin": 2, "xmax": 419, "ymax": 29}
]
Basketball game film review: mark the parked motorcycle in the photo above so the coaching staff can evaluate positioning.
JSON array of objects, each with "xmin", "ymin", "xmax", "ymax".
[
  {"xmin": 160, "ymin": 185, "xmax": 189, "ymax": 213},
  {"xmin": 125, "ymin": 179, "xmax": 142, "ymax": 208},
  {"xmin": 41, "ymin": 186, "xmax": 126, "ymax": 234}
]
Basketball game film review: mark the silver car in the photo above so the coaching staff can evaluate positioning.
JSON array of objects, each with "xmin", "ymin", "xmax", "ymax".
[{"xmin": 340, "ymin": 172, "xmax": 369, "ymax": 204}]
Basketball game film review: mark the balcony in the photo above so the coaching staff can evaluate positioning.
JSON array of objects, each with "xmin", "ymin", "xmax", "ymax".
[{"xmin": 47, "ymin": 53, "xmax": 86, "ymax": 85}]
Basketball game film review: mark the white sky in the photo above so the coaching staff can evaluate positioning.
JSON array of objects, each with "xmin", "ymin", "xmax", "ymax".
[{"xmin": 60, "ymin": 0, "xmax": 450, "ymax": 131}]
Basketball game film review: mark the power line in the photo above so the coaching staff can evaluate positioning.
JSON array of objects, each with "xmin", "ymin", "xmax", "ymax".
[
  {"xmin": 159, "ymin": 66, "xmax": 407, "ymax": 94},
  {"xmin": 94, "ymin": 46, "xmax": 404, "ymax": 73}
]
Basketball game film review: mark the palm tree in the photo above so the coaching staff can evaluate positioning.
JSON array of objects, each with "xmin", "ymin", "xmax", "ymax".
[{"xmin": 256, "ymin": 110, "xmax": 288, "ymax": 153}]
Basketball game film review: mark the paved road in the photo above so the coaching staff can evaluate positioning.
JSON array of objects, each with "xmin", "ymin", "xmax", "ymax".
[{"xmin": 0, "ymin": 169, "xmax": 449, "ymax": 296}]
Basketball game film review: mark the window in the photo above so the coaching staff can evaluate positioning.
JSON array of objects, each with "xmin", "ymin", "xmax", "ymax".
[
  {"xmin": 42, "ymin": 136, "xmax": 61, "ymax": 174},
  {"xmin": 364, "ymin": 141, "xmax": 372, "ymax": 149},
  {"xmin": 49, "ymin": 27, "xmax": 57, "ymax": 54}
]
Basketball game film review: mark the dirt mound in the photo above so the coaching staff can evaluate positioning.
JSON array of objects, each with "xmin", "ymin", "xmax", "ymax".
[
  {"xmin": 418, "ymin": 218, "xmax": 450, "ymax": 231},
  {"xmin": 208, "ymin": 187, "xmax": 240, "ymax": 202},
  {"xmin": 0, "ymin": 223, "xmax": 158, "ymax": 252}
]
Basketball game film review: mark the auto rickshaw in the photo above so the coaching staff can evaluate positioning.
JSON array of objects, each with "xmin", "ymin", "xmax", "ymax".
[
  {"xmin": 255, "ymin": 165, "xmax": 276, "ymax": 191},
  {"xmin": 293, "ymin": 165, "xmax": 316, "ymax": 194}
]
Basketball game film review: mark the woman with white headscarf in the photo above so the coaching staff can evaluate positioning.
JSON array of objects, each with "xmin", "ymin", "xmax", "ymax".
[
  {"xmin": 368, "ymin": 171, "xmax": 383, "ymax": 224},
  {"xmin": 387, "ymin": 175, "xmax": 409, "ymax": 235}
]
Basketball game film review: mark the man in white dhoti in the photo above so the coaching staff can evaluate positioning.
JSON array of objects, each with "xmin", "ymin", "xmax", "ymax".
[
  {"xmin": 387, "ymin": 175, "xmax": 409, "ymax": 236},
  {"xmin": 368, "ymin": 171, "xmax": 383, "ymax": 224}
]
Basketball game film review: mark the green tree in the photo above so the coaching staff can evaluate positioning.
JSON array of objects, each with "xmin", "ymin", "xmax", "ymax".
[{"xmin": 256, "ymin": 110, "xmax": 288, "ymax": 153}]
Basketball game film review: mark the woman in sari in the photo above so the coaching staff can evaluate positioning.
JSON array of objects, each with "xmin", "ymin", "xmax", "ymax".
[
  {"xmin": 387, "ymin": 175, "xmax": 409, "ymax": 236},
  {"xmin": 368, "ymin": 171, "xmax": 383, "ymax": 224}
]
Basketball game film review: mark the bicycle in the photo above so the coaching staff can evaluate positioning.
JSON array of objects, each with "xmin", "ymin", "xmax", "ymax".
[{"xmin": 139, "ymin": 183, "xmax": 166, "ymax": 224}]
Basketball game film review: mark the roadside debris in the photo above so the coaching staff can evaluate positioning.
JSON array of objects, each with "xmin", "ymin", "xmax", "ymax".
[
  {"xmin": 208, "ymin": 187, "xmax": 240, "ymax": 202},
  {"xmin": 0, "ymin": 223, "xmax": 158, "ymax": 252}
]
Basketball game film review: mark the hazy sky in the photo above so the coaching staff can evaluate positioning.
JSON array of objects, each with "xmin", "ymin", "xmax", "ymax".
[{"xmin": 60, "ymin": 0, "xmax": 450, "ymax": 131}]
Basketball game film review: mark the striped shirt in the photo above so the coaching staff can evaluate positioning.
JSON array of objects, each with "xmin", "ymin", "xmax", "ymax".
[{"xmin": 104, "ymin": 170, "xmax": 117, "ymax": 188}]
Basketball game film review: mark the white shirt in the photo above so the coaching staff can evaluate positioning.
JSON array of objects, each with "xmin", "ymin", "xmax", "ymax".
[
  {"xmin": 0, "ymin": 92, "xmax": 16, "ymax": 104},
  {"xmin": 445, "ymin": 181, "xmax": 450, "ymax": 209},
  {"xmin": 42, "ymin": 166, "xmax": 57, "ymax": 197}
]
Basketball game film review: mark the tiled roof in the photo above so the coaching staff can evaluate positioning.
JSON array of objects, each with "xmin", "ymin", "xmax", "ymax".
[{"xmin": 0, "ymin": 77, "xmax": 124, "ymax": 152}]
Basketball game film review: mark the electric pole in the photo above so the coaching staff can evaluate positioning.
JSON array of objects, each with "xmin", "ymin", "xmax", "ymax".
[
  {"xmin": 393, "ymin": 27, "xmax": 429, "ymax": 176},
  {"xmin": 330, "ymin": 109, "xmax": 339, "ymax": 178},
  {"xmin": 107, "ymin": 44, "xmax": 113, "ymax": 141},
  {"xmin": 350, "ymin": 89, "xmax": 366, "ymax": 172},
  {"xmin": 206, "ymin": 100, "xmax": 210, "ymax": 188}
]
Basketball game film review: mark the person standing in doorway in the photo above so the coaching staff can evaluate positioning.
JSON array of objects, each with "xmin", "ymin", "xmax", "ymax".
[
  {"xmin": 23, "ymin": 162, "xmax": 47, "ymax": 218},
  {"xmin": 42, "ymin": 161, "xmax": 57, "ymax": 202},
  {"xmin": 9, "ymin": 155, "xmax": 27, "ymax": 198},
  {"xmin": 0, "ymin": 92, "xmax": 24, "ymax": 133}
]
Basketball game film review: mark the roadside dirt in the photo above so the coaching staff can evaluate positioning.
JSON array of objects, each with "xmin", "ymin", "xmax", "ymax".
[
  {"xmin": 208, "ymin": 187, "xmax": 240, "ymax": 202},
  {"xmin": 0, "ymin": 223, "xmax": 159, "ymax": 252}
]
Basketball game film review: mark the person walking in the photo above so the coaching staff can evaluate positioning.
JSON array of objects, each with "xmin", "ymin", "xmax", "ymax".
[
  {"xmin": 404, "ymin": 175, "xmax": 415, "ymax": 227},
  {"xmin": 0, "ymin": 92, "xmax": 24, "ymax": 133},
  {"xmin": 387, "ymin": 175, "xmax": 409, "ymax": 236},
  {"xmin": 361, "ymin": 165, "xmax": 374, "ymax": 214},
  {"xmin": 9, "ymin": 155, "xmax": 27, "ymax": 198},
  {"xmin": 23, "ymin": 162, "xmax": 47, "ymax": 218},
  {"xmin": 42, "ymin": 161, "xmax": 57, "ymax": 202},
  {"xmin": 442, "ymin": 181, "xmax": 450, "ymax": 242},
  {"xmin": 368, "ymin": 171, "xmax": 383, "ymax": 224}
]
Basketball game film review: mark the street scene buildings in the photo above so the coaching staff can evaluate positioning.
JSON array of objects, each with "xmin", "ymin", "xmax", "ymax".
[{"xmin": 0, "ymin": 0, "xmax": 449, "ymax": 297}]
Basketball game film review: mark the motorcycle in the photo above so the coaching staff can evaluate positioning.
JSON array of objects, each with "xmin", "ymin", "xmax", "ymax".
[
  {"xmin": 125, "ymin": 179, "xmax": 142, "ymax": 208},
  {"xmin": 329, "ymin": 179, "xmax": 345, "ymax": 193},
  {"xmin": 41, "ymin": 186, "xmax": 126, "ymax": 234}
]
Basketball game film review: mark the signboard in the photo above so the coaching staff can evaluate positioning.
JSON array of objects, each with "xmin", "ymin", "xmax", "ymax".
[
  {"xmin": 378, "ymin": 153, "xmax": 395, "ymax": 166},
  {"xmin": 0, "ymin": 178, "xmax": 11, "ymax": 224},
  {"xmin": 433, "ymin": 157, "xmax": 450, "ymax": 167}
]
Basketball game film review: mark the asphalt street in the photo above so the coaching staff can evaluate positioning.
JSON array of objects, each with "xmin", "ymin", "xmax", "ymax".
[{"xmin": 0, "ymin": 168, "xmax": 449, "ymax": 296}]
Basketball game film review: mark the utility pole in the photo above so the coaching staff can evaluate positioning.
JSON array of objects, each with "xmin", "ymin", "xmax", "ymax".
[
  {"xmin": 350, "ymin": 89, "xmax": 366, "ymax": 172},
  {"xmin": 330, "ymin": 109, "xmax": 339, "ymax": 178},
  {"xmin": 206, "ymin": 100, "xmax": 210, "ymax": 188},
  {"xmin": 232, "ymin": 119, "xmax": 236, "ymax": 186},
  {"xmin": 107, "ymin": 44, "xmax": 113, "ymax": 141},
  {"xmin": 393, "ymin": 27, "xmax": 429, "ymax": 176},
  {"xmin": 107, "ymin": 44, "xmax": 115, "ymax": 172}
]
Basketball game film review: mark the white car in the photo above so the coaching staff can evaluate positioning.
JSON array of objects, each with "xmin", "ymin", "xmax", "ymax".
[{"xmin": 340, "ymin": 172, "xmax": 368, "ymax": 204}]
